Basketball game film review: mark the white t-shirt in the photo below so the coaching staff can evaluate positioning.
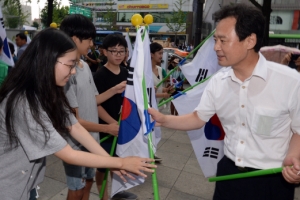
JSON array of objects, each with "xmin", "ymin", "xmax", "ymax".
[{"xmin": 195, "ymin": 53, "xmax": 300, "ymax": 169}]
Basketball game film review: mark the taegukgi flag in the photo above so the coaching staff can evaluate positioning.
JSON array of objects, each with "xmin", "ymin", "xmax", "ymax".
[
  {"xmin": 0, "ymin": 7, "xmax": 14, "ymax": 66},
  {"xmin": 173, "ymin": 30, "xmax": 224, "ymax": 177},
  {"xmin": 111, "ymin": 26, "xmax": 159, "ymax": 196},
  {"xmin": 180, "ymin": 35, "xmax": 222, "ymax": 85},
  {"xmin": 172, "ymin": 79, "xmax": 225, "ymax": 177}
]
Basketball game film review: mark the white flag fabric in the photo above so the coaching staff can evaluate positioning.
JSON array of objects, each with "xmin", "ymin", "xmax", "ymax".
[
  {"xmin": 111, "ymin": 27, "xmax": 160, "ymax": 196},
  {"xmin": 173, "ymin": 34, "xmax": 224, "ymax": 177},
  {"xmin": 172, "ymin": 80, "xmax": 225, "ymax": 177},
  {"xmin": 181, "ymin": 35, "xmax": 222, "ymax": 85},
  {"xmin": 0, "ymin": 7, "xmax": 14, "ymax": 66},
  {"xmin": 125, "ymin": 32, "xmax": 133, "ymax": 61},
  {"xmin": 143, "ymin": 28, "xmax": 161, "ymax": 147},
  {"xmin": 26, "ymin": 35, "xmax": 31, "ymax": 44}
]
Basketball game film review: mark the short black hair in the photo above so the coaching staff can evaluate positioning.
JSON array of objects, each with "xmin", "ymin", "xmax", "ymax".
[
  {"xmin": 16, "ymin": 33, "xmax": 27, "ymax": 42},
  {"xmin": 102, "ymin": 34, "xmax": 127, "ymax": 49},
  {"xmin": 150, "ymin": 42, "xmax": 163, "ymax": 54},
  {"xmin": 60, "ymin": 14, "xmax": 96, "ymax": 40},
  {"xmin": 8, "ymin": 42, "xmax": 14, "ymax": 54},
  {"xmin": 213, "ymin": 3, "xmax": 265, "ymax": 52}
]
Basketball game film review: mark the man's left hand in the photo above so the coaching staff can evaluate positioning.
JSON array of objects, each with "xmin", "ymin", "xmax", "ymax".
[{"xmin": 282, "ymin": 156, "xmax": 300, "ymax": 184}]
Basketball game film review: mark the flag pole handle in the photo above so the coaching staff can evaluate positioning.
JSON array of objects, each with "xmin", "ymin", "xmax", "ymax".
[
  {"xmin": 155, "ymin": 30, "xmax": 216, "ymax": 88},
  {"xmin": 208, "ymin": 167, "xmax": 283, "ymax": 182}
]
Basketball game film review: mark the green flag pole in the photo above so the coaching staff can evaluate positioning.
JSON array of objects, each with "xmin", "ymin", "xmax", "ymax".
[
  {"xmin": 100, "ymin": 135, "xmax": 112, "ymax": 143},
  {"xmin": 142, "ymin": 25, "xmax": 160, "ymax": 200},
  {"xmin": 155, "ymin": 30, "xmax": 216, "ymax": 88},
  {"xmin": 158, "ymin": 76, "xmax": 211, "ymax": 108},
  {"xmin": 99, "ymin": 117, "xmax": 120, "ymax": 199},
  {"xmin": 209, "ymin": 167, "xmax": 283, "ymax": 182}
]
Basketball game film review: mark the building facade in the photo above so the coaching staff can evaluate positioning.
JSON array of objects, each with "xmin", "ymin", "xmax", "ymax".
[
  {"xmin": 221, "ymin": 0, "xmax": 300, "ymax": 34},
  {"xmin": 71, "ymin": 0, "xmax": 194, "ymax": 44}
]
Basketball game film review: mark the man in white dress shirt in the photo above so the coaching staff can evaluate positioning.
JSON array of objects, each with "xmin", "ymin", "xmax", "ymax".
[{"xmin": 149, "ymin": 3, "xmax": 300, "ymax": 200}]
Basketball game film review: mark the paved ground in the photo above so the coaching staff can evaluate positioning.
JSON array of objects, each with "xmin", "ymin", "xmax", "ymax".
[{"xmin": 38, "ymin": 107, "xmax": 300, "ymax": 200}]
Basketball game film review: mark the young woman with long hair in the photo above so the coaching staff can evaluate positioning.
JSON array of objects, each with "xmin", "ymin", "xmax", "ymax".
[{"xmin": 0, "ymin": 28, "xmax": 156, "ymax": 200}]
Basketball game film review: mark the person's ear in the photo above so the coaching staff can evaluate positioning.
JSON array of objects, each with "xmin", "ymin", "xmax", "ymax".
[
  {"xmin": 103, "ymin": 49, "xmax": 108, "ymax": 56},
  {"xmin": 246, "ymin": 33, "xmax": 257, "ymax": 50},
  {"xmin": 71, "ymin": 36, "xmax": 80, "ymax": 44}
]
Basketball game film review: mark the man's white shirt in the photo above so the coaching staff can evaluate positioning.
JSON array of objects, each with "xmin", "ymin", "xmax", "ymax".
[{"xmin": 195, "ymin": 53, "xmax": 300, "ymax": 169}]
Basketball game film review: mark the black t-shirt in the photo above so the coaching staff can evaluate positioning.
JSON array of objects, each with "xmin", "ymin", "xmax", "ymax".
[
  {"xmin": 87, "ymin": 51, "xmax": 100, "ymax": 72},
  {"xmin": 93, "ymin": 66, "xmax": 128, "ymax": 143}
]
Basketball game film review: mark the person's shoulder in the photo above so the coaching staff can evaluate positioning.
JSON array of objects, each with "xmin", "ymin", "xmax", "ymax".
[
  {"xmin": 120, "ymin": 65, "xmax": 128, "ymax": 73},
  {"xmin": 93, "ymin": 66, "xmax": 106, "ymax": 79},
  {"xmin": 266, "ymin": 59, "xmax": 300, "ymax": 80}
]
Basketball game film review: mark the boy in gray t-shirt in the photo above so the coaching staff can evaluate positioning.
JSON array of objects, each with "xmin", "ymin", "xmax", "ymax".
[{"xmin": 60, "ymin": 14, "xmax": 126, "ymax": 199}]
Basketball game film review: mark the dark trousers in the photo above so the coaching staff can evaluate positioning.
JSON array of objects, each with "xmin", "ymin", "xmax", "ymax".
[{"xmin": 213, "ymin": 156, "xmax": 295, "ymax": 200}]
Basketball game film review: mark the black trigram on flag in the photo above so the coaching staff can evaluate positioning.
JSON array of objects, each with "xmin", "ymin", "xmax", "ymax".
[
  {"xmin": 195, "ymin": 68, "xmax": 208, "ymax": 82},
  {"xmin": 147, "ymin": 87, "xmax": 152, "ymax": 108},
  {"xmin": 203, "ymin": 147, "xmax": 219, "ymax": 159},
  {"xmin": 127, "ymin": 66, "xmax": 134, "ymax": 86},
  {"xmin": 0, "ymin": 18, "xmax": 5, "ymax": 29}
]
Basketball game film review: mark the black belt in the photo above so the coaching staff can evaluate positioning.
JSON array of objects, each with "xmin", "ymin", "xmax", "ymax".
[
  {"xmin": 237, "ymin": 166, "xmax": 259, "ymax": 172},
  {"xmin": 225, "ymin": 156, "xmax": 259, "ymax": 172}
]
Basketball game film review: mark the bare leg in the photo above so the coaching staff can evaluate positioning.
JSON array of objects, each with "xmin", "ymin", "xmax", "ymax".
[
  {"xmin": 67, "ymin": 188, "xmax": 84, "ymax": 200},
  {"xmin": 82, "ymin": 178, "xmax": 93, "ymax": 200},
  {"xmin": 95, "ymin": 170, "xmax": 109, "ymax": 200}
]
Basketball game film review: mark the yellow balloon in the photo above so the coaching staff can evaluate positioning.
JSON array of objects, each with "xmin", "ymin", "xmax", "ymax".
[
  {"xmin": 50, "ymin": 22, "xmax": 58, "ymax": 28},
  {"xmin": 131, "ymin": 14, "xmax": 143, "ymax": 27},
  {"xmin": 125, "ymin": 27, "xmax": 129, "ymax": 32},
  {"xmin": 144, "ymin": 14, "xmax": 153, "ymax": 25},
  {"xmin": 24, "ymin": 31, "xmax": 28, "ymax": 35}
]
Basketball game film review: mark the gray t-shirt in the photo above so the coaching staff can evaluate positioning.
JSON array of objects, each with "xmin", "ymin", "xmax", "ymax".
[
  {"xmin": 64, "ymin": 60, "xmax": 99, "ymax": 149},
  {"xmin": 0, "ymin": 96, "xmax": 77, "ymax": 200}
]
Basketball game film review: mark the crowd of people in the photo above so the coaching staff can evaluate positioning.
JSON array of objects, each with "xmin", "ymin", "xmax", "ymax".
[{"xmin": 1, "ymin": 2, "xmax": 300, "ymax": 200}]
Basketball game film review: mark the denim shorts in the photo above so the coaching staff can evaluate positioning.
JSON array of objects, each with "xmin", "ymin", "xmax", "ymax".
[{"xmin": 63, "ymin": 162, "xmax": 95, "ymax": 190}]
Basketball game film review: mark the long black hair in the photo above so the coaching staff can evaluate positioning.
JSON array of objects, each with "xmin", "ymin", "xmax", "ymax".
[{"xmin": 0, "ymin": 28, "xmax": 76, "ymax": 149}]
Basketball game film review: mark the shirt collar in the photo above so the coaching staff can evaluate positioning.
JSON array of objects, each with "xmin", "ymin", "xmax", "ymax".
[{"xmin": 221, "ymin": 52, "xmax": 268, "ymax": 81}]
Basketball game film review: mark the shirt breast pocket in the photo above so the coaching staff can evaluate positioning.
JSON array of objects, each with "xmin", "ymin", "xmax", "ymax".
[{"xmin": 251, "ymin": 108, "xmax": 282, "ymax": 137}]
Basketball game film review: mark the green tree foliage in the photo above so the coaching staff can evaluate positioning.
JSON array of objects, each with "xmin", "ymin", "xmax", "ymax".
[
  {"xmin": 103, "ymin": 0, "xmax": 117, "ymax": 30},
  {"xmin": 41, "ymin": 0, "xmax": 69, "ymax": 28},
  {"xmin": 2, "ymin": 0, "xmax": 29, "ymax": 28},
  {"xmin": 165, "ymin": 0, "xmax": 188, "ymax": 43},
  {"xmin": 32, "ymin": 21, "xmax": 39, "ymax": 29}
]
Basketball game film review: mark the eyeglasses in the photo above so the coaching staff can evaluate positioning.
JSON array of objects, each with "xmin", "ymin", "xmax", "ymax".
[
  {"xmin": 57, "ymin": 60, "xmax": 78, "ymax": 73},
  {"xmin": 107, "ymin": 50, "xmax": 126, "ymax": 56}
]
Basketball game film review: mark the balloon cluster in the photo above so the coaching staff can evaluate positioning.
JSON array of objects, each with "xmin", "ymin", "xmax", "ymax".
[{"xmin": 131, "ymin": 14, "xmax": 153, "ymax": 28}]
